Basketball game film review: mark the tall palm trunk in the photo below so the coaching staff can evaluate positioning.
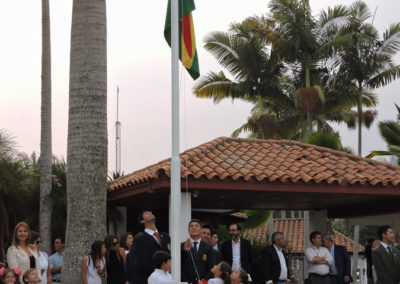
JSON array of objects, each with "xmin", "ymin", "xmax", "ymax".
[
  {"xmin": 39, "ymin": 0, "xmax": 52, "ymax": 254},
  {"xmin": 357, "ymin": 84, "xmax": 363, "ymax": 156},
  {"xmin": 305, "ymin": 59, "xmax": 312, "ymax": 135},
  {"xmin": 62, "ymin": 0, "xmax": 108, "ymax": 282}
]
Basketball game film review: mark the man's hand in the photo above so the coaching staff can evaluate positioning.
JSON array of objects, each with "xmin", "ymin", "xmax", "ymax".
[
  {"xmin": 184, "ymin": 238, "xmax": 192, "ymax": 252},
  {"xmin": 344, "ymin": 276, "xmax": 350, "ymax": 283},
  {"xmin": 286, "ymin": 280, "xmax": 290, "ymax": 284}
]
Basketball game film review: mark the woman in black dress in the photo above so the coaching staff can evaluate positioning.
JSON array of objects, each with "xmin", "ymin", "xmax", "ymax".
[{"xmin": 104, "ymin": 235, "xmax": 126, "ymax": 284}]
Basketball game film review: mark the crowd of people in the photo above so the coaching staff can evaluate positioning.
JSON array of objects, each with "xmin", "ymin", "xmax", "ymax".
[{"xmin": 1, "ymin": 214, "xmax": 400, "ymax": 284}]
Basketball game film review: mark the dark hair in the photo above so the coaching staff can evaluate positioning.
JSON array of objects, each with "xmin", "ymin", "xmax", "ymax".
[
  {"xmin": 120, "ymin": 232, "xmax": 133, "ymax": 250},
  {"xmin": 202, "ymin": 224, "xmax": 214, "ymax": 233},
  {"xmin": 153, "ymin": 250, "xmax": 171, "ymax": 269},
  {"xmin": 30, "ymin": 231, "xmax": 40, "ymax": 243},
  {"xmin": 271, "ymin": 232, "xmax": 283, "ymax": 244},
  {"xmin": 1, "ymin": 268, "xmax": 22, "ymax": 284},
  {"xmin": 310, "ymin": 231, "xmax": 321, "ymax": 243},
  {"xmin": 104, "ymin": 235, "xmax": 121, "ymax": 263},
  {"xmin": 236, "ymin": 268, "xmax": 248, "ymax": 284},
  {"xmin": 377, "ymin": 225, "xmax": 392, "ymax": 241},
  {"xmin": 88, "ymin": 240, "xmax": 104, "ymax": 267},
  {"xmin": 228, "ymin": 223, "xmax": 241, "ymax": 232},
  {"xmin": 188, "ymin": 219, "xmax": 202, "ymax": 228},
  {"xmin": 219, "ymin": 261, "xmax": 232, "ymax": 284},
  {"xmin": 138, "ymin": 210, "xmax": 151, "ymax": 222},
  {"xmin": 54, "ymin": 236, "xmax": 65, "ymax": 244}
]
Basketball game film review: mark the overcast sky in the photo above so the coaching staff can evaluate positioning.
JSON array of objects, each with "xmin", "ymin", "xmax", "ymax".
[{"xmin": 0, "ymin": 0, "xmax": 399, "ymax": 174}]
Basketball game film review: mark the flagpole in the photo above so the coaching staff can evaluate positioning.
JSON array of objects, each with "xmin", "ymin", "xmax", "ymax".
[{"xmin": 170, "ymin": 0, "xmax": 181, "ymax": 282}]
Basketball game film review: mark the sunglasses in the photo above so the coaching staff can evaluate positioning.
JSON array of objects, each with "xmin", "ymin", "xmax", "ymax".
[{"xmin": 35, "ymin": 240, "xmax": 42, "ymax": 244}]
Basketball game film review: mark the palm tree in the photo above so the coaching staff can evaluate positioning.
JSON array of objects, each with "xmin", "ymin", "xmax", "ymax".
[
  {"xmin": 326, "ymin": 1, "xmax": 400, "ymax": 155},
  {"xmin": 367, "ymin": 104, "xmax": 400, "ymax": 163},
  {"xmin": 39, "ymin": 0, "xmax": 53, "ymax": 254},
  {"xmin": 62, "ymin": 0, "xmax": 108, "ymax": 282}
]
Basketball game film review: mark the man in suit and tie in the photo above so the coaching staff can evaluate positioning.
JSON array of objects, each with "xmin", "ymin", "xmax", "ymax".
[
  {"xmin": 221, "ymin": 223, "xmax": 252, "ymax": 274},
  {"xmin": 261, "ymin": 231, "xmax": 290, "ymax": 284},
  {"xmin": 371, "ymin": 225, "xmax": 400, "ymax": 284},
  {"xmin": 130, "ymin": 210, "xmax": 170, "ymax": 284},
  {"xmin": 394, "ymin": 231, "xmax": 400, "ymax": 251},
  {"xmin": 322, "ymin": 234, "xmax": 352, "ymax": 284},
  {"xmin": 181, "ymin": 219, "xmax": 216, "ymax": 283}
]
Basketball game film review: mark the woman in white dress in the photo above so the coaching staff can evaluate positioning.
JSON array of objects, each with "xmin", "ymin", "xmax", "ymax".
[
  {"xmin": 30, "ymin": 232, "xmax": 51, "ymax": 284},
  {"xmin": 6, "ymin": 222, "xmax": 40, "ymax": 282},
  {"xmin": 82, "ymin": 240, "xmax": 106, "ymax": 284},
  {"xmin": 208, "ymin": 261, "xmax": 231, "ymax": 284}
]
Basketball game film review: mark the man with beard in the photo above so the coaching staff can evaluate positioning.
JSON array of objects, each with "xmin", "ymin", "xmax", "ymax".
[
  {"xmin": 130, "ymin": 210, "xmax": 170, "ymax": 284},
  {"xmin": 221, "ymin": 223, "xmax": 252, "ymax": 274}
]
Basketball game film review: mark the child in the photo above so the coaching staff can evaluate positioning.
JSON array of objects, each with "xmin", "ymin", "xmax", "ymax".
[
  {"xmin": 22, "ymin": 269, "xmax": 39, "ymax": 284},
  {"xmin": 0, "ymin": 268, "xmax": 22, "ymax": 284},
  {"xmin": 231, "ymin": 268, "xmax": 249, "ymax": 284},
  {"xmin": 147, "ymin": 251, "xmax": 173, "ymax": 284},
  {"xmin": 208, "ymin": 261, "xmax": 231, "ymax": 284}
]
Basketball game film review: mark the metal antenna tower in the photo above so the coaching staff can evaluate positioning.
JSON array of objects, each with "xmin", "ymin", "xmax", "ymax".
[{"xmin": 115, "ymin": 86, "xmax": 121, "ymax": 175}]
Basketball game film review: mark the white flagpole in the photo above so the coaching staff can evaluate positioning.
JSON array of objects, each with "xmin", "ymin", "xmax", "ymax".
[{"xmin": 170, "ymin": 0, "xmax": 181, "ymax": 282}]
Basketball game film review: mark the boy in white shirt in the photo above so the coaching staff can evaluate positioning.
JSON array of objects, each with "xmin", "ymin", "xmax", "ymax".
[{"xmin": 147, "ymin": 251, "xmax": 173, "ymax": 284}]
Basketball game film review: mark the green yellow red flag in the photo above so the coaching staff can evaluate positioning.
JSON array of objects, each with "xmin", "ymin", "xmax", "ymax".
[{"xmin": 164, "ymin": 0, "xmax": 200, "ymax": 80}]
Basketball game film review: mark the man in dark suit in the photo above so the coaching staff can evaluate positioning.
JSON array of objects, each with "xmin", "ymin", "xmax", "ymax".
[
  {"xmin": 181, "ymin": 219, "xmax": 216, "ymax": 283},
  {"xmin": 202, "ymin": 224, "xmax": 222, "ymax": 263},
  {"xmin": 371, "ymin": 225, "xmax": 400, "ymax": 284},
  {"xmin": 322, "ymin": 234, "xmax": 352, "ymax": 284},
  {"xmin": 221, "ymin": 223, "xmax": 252, "ymax": 274},
  {"xmin": 261, "ymin": 231, "xmax": 290, "ymax": 284},
  {"xmin": 129, "ymin": 211, "xmax": 170, "ymax": 284}
]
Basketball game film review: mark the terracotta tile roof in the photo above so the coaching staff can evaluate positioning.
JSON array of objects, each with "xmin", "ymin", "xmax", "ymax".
[
  {"xmin": 109, "ymin": 137, "xmax": 400, "ymax": 192},
  {"xmin": 243, "ymin": 218, "xmax": 364, "ymax": 253}
]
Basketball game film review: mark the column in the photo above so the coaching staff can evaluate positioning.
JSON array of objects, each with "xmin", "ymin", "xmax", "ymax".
[{"xmin": 169, "ymin": 191, "xmax": 191, "ymax": 241}]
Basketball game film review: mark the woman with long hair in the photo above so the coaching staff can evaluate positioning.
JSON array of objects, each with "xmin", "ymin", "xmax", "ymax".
[
  {"xmin": 82, "ymin": 240, "xmax": 106, "ymax": 284},
  {"xmin": 29, "ymin": 232, "xmax": 51, "ymax": 284},
  {"xmin": 209, "ymin": 261, "xmax": 231, "ymax": 284},
  {"xmin": 104, "ymin": 235, "xmax": 125, "ymax": 284},
  {"xmin": 119, "ymin": 233, "xmax": 133, "ymax": 256},
  {"xmin": 6, "ymin": 222, "xmax": 40, "ymax": 282},
  {"xmin": 0, "ymin": 268, "xmax": 22, "ymax": 284}
]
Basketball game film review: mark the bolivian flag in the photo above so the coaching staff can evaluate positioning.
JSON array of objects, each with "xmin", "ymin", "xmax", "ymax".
[{"xmin": 164, "ymin": 0, "xmax": 200, "ymax": 80}]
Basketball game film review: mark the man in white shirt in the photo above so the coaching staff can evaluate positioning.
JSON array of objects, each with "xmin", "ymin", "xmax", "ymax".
[
  {"xmin": 305, "ymin": 231, "xmax": 332, "ymax": 284},
  {"xmin": 261, "ymin": 231, "xmax": 290, "ymax": 284},
  {"xmin": 147, "ymin": 251, "xmax": 173, "ymax": 284}
]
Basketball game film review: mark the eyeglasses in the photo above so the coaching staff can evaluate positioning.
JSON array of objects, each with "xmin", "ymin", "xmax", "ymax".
[{"xmin": 35, "ymin": 240, "xmax": 42, "ymax": 244}]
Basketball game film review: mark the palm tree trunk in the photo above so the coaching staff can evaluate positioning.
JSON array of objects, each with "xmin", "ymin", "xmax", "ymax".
[
  {"xmin": 305, "ymin": 58, "xmax": 312, "ymax": 135},
  {"xmin": 357, "ymin": 85, "xmax": 363, "ymax": 156},
  {"xmin": 39, "ymin": 0, "xmax": 53, "ymax": 254},
  {"xmin": 62, "ymin": 0, "xmax": 108, "ymax": 282}
]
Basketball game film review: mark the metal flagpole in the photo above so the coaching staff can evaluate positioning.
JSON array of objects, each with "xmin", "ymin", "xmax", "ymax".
[{"xmin": 170, "ymin": 0, "xmax": 181, "ymax": 282}]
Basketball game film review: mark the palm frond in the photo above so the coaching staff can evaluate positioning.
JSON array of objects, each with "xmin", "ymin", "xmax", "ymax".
[
  {"xmin": 379, "ymin": 120, "xmax": 400, "ymax": 147},
  {"xmin": 379, "ymin": 23, "xmax": 400, "ymax": 56},
  {"xmin": 368, "ymin": 64, "xmax": 400, "ymax": 88},
  {"xmin": 366, "ymin": 150, "xmax": 392, "ymax": 158},
  {"xmin": 318, "ymin": 5, "xmax": 349, "ymax": 34}
]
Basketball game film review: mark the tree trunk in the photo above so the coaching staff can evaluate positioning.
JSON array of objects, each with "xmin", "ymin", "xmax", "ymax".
[
  {"xmin": 62, "ymin": 0, "xmax": 108, "ymax": 282},
  {"xmin": 357, "ymin": 86, "xmax": 363, "ymax": 156},
  {"xmin": 305, "ymin": 59, "xmax": 312, "ymax": 135},
  {"xmin": 39, "ymin": 0, "xmax": 53, "ymax": 254}
]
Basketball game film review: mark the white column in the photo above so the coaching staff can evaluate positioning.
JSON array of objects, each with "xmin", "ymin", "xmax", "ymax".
[{"xmin": 170, "ymin": 192, "xmax": 191, "ymax": 242}]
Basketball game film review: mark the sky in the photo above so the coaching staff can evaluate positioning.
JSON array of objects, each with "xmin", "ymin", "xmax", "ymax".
[{"xmin": 0, "ymin": 0, "xmax": 399, "ymax": 175}]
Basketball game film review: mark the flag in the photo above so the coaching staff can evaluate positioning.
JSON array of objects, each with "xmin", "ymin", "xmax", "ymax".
[{"xmin": 164, "ymin": 0, "xmax": 200, "ymax": 80}]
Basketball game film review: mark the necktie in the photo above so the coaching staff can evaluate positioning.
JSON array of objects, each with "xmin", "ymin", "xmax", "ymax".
[
  {"xmin": 387, "ymin": 246, "xmax": 395, "ymax": 263},
  {"xmin": 193, "ymin": 241, "xmax": 198, "ymax": 253},
  {"xmin": 154, "ymin": 231, "xmax": 162, "ymax": 246}
]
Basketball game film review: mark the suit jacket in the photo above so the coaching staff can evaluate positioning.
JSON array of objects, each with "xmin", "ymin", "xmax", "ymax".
[
  {"xmin": 181, "ymin": 240, "xmax": 216, "ymax": 283},
  {"xmin": 131, "ymin": 231, "xmax": 170, "ymax": 284},
  {"xmin": 221, "ymin": 238, "xmax": 252, "ymax": 273},
  {"xmin": 371, "ymin": 244, "xmax": 400, "ymax": 284},
  {"xmin": 331, "ymin": 245, "xmax": 352, "ymax": 284},
  {"xmin": 260, "ymin": 244, "xmax": 290, "ymax": 283}
]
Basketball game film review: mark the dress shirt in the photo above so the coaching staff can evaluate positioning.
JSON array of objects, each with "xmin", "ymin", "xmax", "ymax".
[
  {"xmin": 305, "ymin": 245, "xmax": 332, "ymax": 276},
  {"xmin": 208, "ymin": 277, "xmax": 224, "ymax": 284},
  {"xmin": 145, "ymin": 228, "xmax": 161, "ymax": 244},
  {"xmin": 275, "ymin": 245, "xmax": 288, "ymax": 281},
  {"xmin": 232, "ymin": 239, "xmax": 241, "ymax": 271},
  {"xmin": 190, "ymin": 238, "xmax": 202, "ymax": 252},
  {"xmin": 49, "ymin": 251, "xmax": 64, "ymax": 281},
  {"xmin": 213, "ymin": 244, "xmax": 218, "ymax": 250},
  {"xmin": 147, "ymin": 268, "xmax": 173, "ymax": 284},
  {"xmin": 329, "ymin": 245, "xmax": 338, "ymax": 275}
]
